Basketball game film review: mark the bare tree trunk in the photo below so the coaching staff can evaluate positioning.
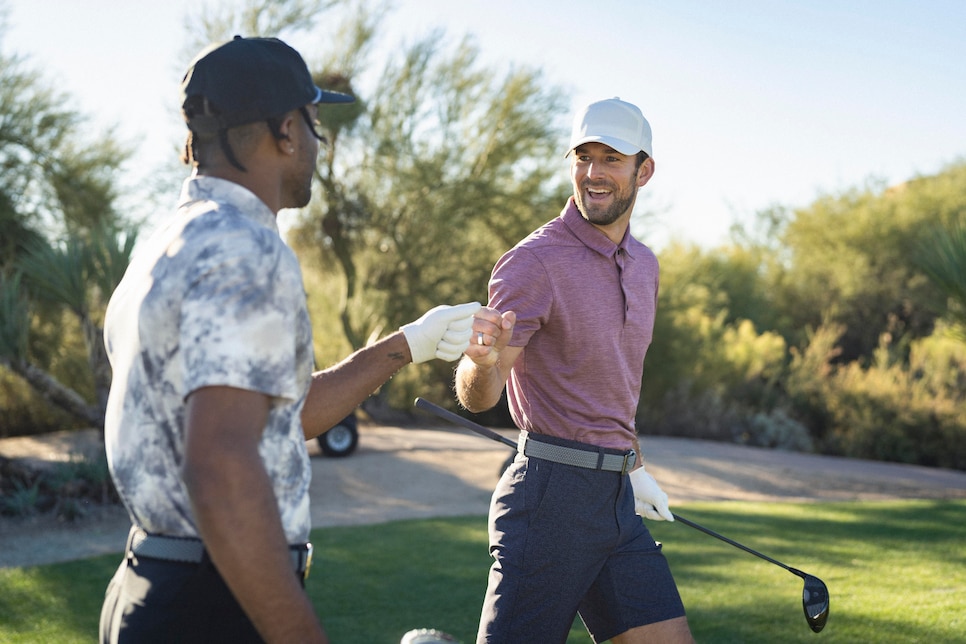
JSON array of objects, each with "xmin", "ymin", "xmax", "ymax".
[
  {"xmin": 82, "ymin": 316, "xmax": 111, "ymax": 424},
  {"xmin": 3, "ymin": 358, "xmax": 101, "ymax": 428},
  {"xmin": 321, "ymin": 188, "xmax": 364, "ymax": 350}
]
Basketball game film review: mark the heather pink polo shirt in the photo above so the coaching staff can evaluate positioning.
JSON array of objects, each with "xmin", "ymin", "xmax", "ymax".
[{"xmin": 489, "ymin": 197, "xmax": 659, "ymax": 451}]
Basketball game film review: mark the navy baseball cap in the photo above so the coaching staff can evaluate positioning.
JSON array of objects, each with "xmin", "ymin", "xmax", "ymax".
[{"xmin": 181, "ymin": 35, "xmax": 354, "ymax": 136}]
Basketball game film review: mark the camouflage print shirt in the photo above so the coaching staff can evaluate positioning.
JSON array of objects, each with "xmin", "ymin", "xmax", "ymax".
[{"xmin": 103, "ymin": 175, "xmax": 314, "ymax": 543}]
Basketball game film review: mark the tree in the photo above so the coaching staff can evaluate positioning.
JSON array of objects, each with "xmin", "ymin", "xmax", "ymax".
[
  {"xmin": 0, "ymin": 18, "xmax": 132, "ymax": 433},
  {"xmin": 13, "ymin": 222, "xmax": 138, "ymax": 422},
  {"xmin": 185, "ymin": 0, "xmax": 573, "ymax": 414},
  {"xmin": 640, "ymin": 162, "xmax": 966, "ymax": 463},
  {"xmin": 0, "ymin": 47, "xmax": 127, "ymax": 238},
  {"xmin": 180, "ymin": 0, "xmax": 343, "ymax": 61},
  {"xmin": 768, "ymin": 168, "xmax": 966, "ymax": 362},
  {"xmin": 0, "ymin": 273, "xmax": 99, "ymax": 427},
  {"xmin": 291, "ymin": 28, "xmax": 570, "ymax": 412}
]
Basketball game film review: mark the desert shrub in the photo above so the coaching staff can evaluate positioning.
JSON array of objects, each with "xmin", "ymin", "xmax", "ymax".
[
  {"xmin": 639, "ymin": 380, "xmax": 740, "ymax": 440},
  {"xmin": 0, "ymin": 451, "xmax": 117, "ymax": 520},
  {"xmin": 735, "ymin": 408, "xmax": 814, "ymax": 451},
  {"xmin": 786, "ymin": 323, "xmax": 966, "ymax": 469},
  {"xmin": 908, "ymin": 324, "xmax": 966, "ymax": 395},
  {"xmin": 0, "ymin": 478, "xmax": 40, "ymax": 517},
  {"xmin": 641, "ymin": 296, "xmax": 788, "ymax": 444},
  {"xmin": 784, "ymin": 322, "xmax": 842, "ymax": 446}
]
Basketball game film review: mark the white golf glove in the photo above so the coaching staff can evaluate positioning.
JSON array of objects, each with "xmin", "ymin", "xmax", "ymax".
[
  {"xmin": 629, "ymin": 466, "xmax": 674, "ymax": 522},
  {"xmin": 401, "ymin": 302, "xmax": 481, "ymax": 363}
]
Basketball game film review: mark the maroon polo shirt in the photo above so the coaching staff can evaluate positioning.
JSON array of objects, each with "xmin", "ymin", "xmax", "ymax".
[{"xmin": 489, "ymin": 197, "xmax": 659, "ymax": 451}]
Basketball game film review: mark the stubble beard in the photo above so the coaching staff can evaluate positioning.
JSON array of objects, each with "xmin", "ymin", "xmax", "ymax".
[
  {"xmin": 283, "ymin": 159, "xmax": 316, "ymax": 210},
  {"xmin": 291, "ymin": 177, "xmax": 313, "ymax": 209},
  {"xmin": 574, "ymin": 181, "xmax": 636, "ymax": 226}
]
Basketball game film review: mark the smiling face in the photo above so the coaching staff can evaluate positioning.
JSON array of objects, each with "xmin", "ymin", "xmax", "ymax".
[{"xmin": 570, "ymin": 142, "xmax": 654, "ymax": 236}]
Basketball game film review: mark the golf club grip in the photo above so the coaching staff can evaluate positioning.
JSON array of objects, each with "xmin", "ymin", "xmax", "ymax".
[
  {"xmin": 672, "ymin": 512, "xmax": 794, "ymax": 573},
  {"xmin": 413, "ymin": 397, "xmax": 518, "ymax": 449}
]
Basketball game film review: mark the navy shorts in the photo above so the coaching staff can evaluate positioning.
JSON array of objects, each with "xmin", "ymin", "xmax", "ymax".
[{"xmin": 477, "ymin": 434, "xmax": 686, "ymax": 644}]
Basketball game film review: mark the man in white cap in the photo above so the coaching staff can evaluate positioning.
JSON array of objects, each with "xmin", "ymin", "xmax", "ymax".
[
  {"xmin": 99, "ymin": 36, "xmax": 479, "ymax": 643},
  {"xmin": 457, "ymin": 98, "xmax": 694, "ymax": 643}
]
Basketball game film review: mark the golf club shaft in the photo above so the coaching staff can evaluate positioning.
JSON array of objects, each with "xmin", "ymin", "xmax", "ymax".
[
  {"xmin": 414, "ymin": 397, "xmax": 517, "ymax": 449},
  {"xmin": 413, "ymin": 397, "xmax": 807, "ymax": 580},
  {"xmin": 670, "ymin": 513, "xmax": 804, "ymax": 577}
]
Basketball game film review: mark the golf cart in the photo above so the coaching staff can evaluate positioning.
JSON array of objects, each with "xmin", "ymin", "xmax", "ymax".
[{"xmin": 316, "ymin": 411, "xmax": 359, "ymax": 457}]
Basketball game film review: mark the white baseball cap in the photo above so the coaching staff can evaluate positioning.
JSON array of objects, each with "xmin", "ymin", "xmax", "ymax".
[{"xmin": 567, "ymin": 97, "xmax": 652, "ymax": 158}]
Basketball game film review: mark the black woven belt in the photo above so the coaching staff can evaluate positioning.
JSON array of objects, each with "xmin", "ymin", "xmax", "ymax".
[
  {"xmin": 127, "ymin": 527, "xmax": 313, "ymax": 580},
  {"xmin": 517, "ymin": 431, "xmax": 636, "ymax": 474}
]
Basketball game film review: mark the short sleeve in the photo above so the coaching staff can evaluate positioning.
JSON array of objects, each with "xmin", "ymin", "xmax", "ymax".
[
  {"xmin": 180, "ymin": 228, "xmax": 302, "ymax": 402},
  {"xmin": 489, "ymin": 247, "xmax": 553, "ymax": 348}
]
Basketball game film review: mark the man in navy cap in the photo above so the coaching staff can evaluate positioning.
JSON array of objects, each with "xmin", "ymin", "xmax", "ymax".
[{"xmin": 99, "ymin": 37, "xmax": 479, "ymax": 643}]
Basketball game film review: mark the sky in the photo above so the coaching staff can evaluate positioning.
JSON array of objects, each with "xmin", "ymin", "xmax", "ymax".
[{"xmin": 3, "ymin": 0, "xmax": 965, "ymax": 249}]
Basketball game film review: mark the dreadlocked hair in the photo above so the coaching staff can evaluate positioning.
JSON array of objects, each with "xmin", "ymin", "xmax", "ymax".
[
  {"xmin": 181, "ymin": 96, "xmax": 299, "ymax": 172},
  {"xmin": 181, "ymin": 95, "xmax": 220, "ymax": 168}
]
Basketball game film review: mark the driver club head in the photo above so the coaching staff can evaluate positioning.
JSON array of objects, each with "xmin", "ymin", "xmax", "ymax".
[{"xmin": 802, "ymin": 574, "xmax": 830, "ymax": 633}]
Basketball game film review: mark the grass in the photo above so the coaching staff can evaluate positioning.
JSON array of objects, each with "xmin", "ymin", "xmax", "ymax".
[{"xmin": 1, "ymin": 500, "xmax": 963, "ymax": 643}]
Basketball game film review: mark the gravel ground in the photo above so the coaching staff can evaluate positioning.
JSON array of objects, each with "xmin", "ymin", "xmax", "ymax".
[{"xmin": 2, "ymin": 422, "xmax": 966, "ymax": 569}]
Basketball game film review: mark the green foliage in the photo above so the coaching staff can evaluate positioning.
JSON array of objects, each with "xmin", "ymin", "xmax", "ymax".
[
  {"xmin": 0, "ymin": 46, "xmax": 127, "ymax": 239},
  {"xmin": 291, "ymin": 20, "xmax": 569, "ymax": 411},
  {"xmin": 18, "ymin": 238, "xmax": 91, "ymax": 319},
  {"xmin": 783, "ymin": 322, "xmax": 842, "ymax": 438},
  {"xmin": 640, "ymin": 162, "xmax": 966, "ymax": 469},
  {"xmin": 0, "ymin": 451, "xmax": 117, "ymax": 520},
  {"xmin": 773, "ymin": 165, "xmax": 966, "ymax": 360},
  {"xmin": 17, "ymin": 221, "xmax": 137, "ymax": 325},
  {"xmin": 181, "ymin": 0, "xmax": 342, "ymax": 61},
  {"xmin": 740, "ymin": 408, "xmax": 814, "ymax": 451},
  {"xmin": 909, "ymin": 323, "xmax": 966, "ymax": 393},
  {"xmin": 3, "ymin": 503, "xmax": 965, "ymax": 643},
  {"xmin": 642, "ymin": 243, "xmax": 789, "ymax": 444},
  {"xmin": 0, "ymin": 271, "xmax": 99, "ymax": 435},
  {"xmin": 0, "ymin": 190, "xmax": 45, "ymax": 276},
  {"xmin": 0, "ymin": 24, "xmax": 132, "ymax": 433},
  {"xmin": 0, "ymin": 273, "xmax": 29, "ymax": 361},
  {"xmin": 0, "ymin": 479, "xmax": 40, "ymax": 517},
  {"xmin": 915, "ymin": 215, "xmax": 966, "ymax": 331},
  {"xmin": 8, "ymin": 226, "xmax": 138, "ymax": 429},
  {"xmin": 0, "ymin": 367, "xmax": 81, "ymax": 438},
  {"xmin": 784, "ymin": 323, "xmax": 966, "ymax": 468}
]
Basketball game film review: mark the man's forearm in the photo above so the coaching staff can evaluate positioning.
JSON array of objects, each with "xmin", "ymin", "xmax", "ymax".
[
  {"xmin": 301, "ymin": 332, "xmax": 411, "ymax": 439},
  {"xmin": 455, "ymin": 356, "xmax": 505, "ymax": 412}
]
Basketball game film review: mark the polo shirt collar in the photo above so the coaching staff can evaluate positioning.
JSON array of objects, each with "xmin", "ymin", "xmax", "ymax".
[
  {"xmin": 179, "ymin": 175, "xmax": 279, "ymax": 234},
  {"xmin": 560, "ymin": 197, "xmax": 633, "ymax": 259}
]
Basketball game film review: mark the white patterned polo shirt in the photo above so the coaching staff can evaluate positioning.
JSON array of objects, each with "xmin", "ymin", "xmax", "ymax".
[{"xmin": 103, "ymin": 175, "xmax": 314, "ymax": 543}]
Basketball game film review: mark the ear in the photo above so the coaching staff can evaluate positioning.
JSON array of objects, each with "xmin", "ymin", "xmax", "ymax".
[
  {"xmin": 636, "ymin": 157, "xmax": 655, "ymax": 188},
  {"xmin": 274, "ymin": 112, "xmax": 298, "ymax": 154}
]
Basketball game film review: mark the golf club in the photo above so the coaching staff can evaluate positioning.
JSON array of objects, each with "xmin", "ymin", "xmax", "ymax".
[
  {"xmin": 413, "ymin": 397, "xmax": 830, "ymax": 633},
  {"xmin": 669, "ymin": 513, "xmax": 829, "ymax": 633},
  {"xmin": 415, "ymin": 397, "xmax": 517, "ymax": 449}
]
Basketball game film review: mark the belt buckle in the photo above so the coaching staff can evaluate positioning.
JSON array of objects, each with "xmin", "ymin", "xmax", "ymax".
[
  {"xmin": 303, "ymin": 543, "xmax": 313, "ymax": 581},
  {"xmin": 621, "ymin": 450, "xmax": 635, "ymax": 475}
]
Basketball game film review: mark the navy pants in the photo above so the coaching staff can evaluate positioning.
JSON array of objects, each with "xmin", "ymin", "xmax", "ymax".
[{"xmin": 99, "ymin": 552, "xmax": 267, "ymax": 643}]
